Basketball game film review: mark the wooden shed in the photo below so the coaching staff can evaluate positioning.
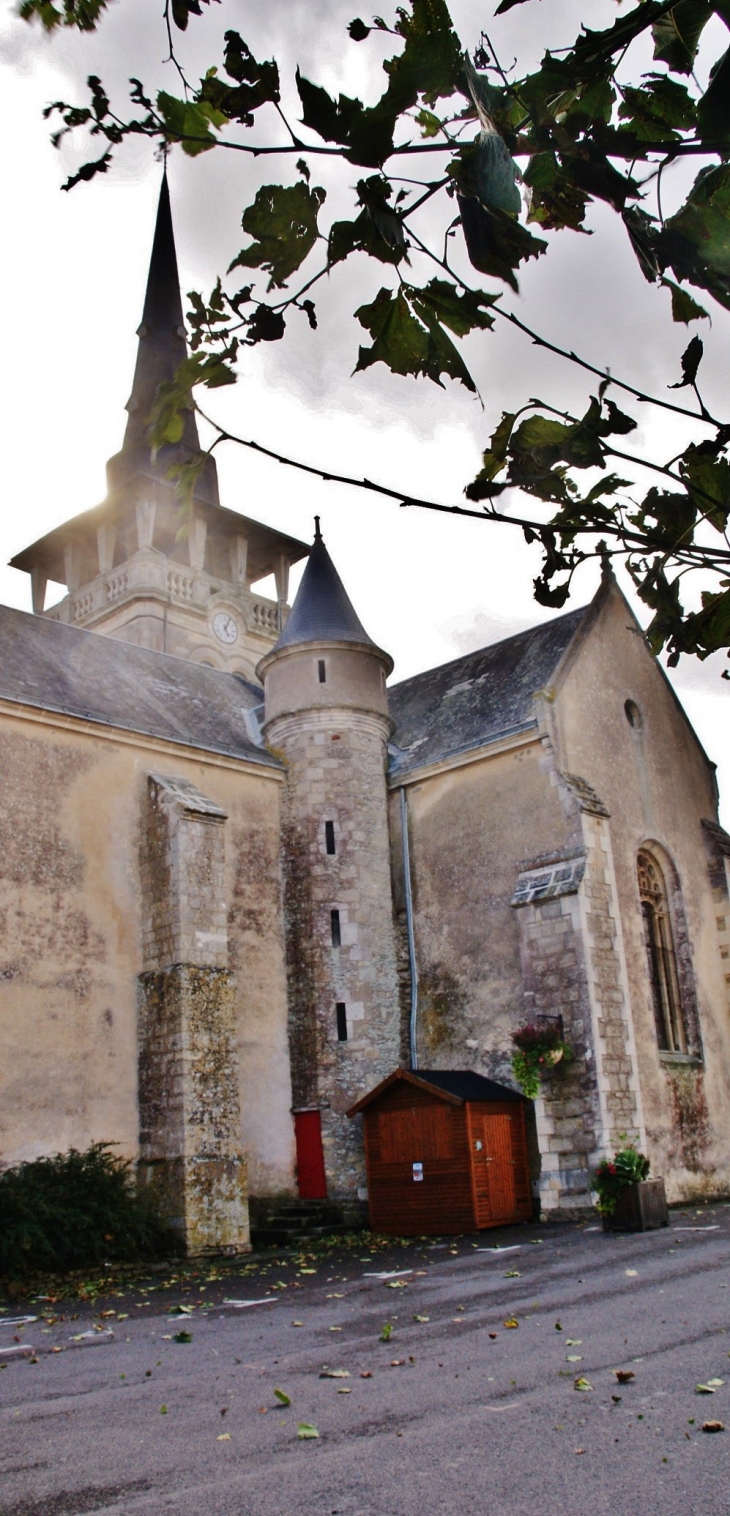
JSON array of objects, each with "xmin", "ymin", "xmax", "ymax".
[{"xmin": 347, "ymin": 1068, "xmax": 532, "ymax": 1236}]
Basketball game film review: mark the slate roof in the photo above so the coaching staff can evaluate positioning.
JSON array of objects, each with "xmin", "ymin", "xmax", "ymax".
[
  {"xmin": 411, "ymin": 1070, "xmax": 523, "ymax": 1103},
  {"xmin": 0, "ymin": 605, "xmax": 278, "ymax": 768},
  {"xmin": 271, "ymin": 524, "xmax": 388, "ymax": 661},
  {"xmin": 387, "ymin": 605, "xmax": 588, "ymax": 776},
  {"xmin": 347, "ymin": 1066, "xmax": 523, "ymax": 1114}
]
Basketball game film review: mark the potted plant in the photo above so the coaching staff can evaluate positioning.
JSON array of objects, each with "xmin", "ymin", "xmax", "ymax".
[
  {"xmin": 510, "ymin": 1022, "xmax": 573, "ymax": 1100},
  {"xmin": 590, "ymin": 1145, "xmax": 669, "ymax": 1231}
]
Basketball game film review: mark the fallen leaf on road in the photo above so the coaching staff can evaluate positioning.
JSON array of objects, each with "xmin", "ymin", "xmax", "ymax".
[
  {"xmin": 504, "ymin": 1271, "xmax": 521, "ymax": 1278},
  {"xmin": 489, "ymin": 1332, "xmax": 498, "ymax": 1339},
  {"xmin": 503, "ymin": 1318, "xmax": 519, "ymax": 1329},
  {"xmin": 380, "ymin": 1324, "xmax": 393, "ymax": 1341},
  {"xmin": 386, "ymin": 1281, "xmax": 408, "ymax": 1289},
  {"xmin": 327, "ymin": 1293, "xmax": 344, "ymax": 1299},
  {"xmin": 169, "ymin": 1305, "xmax": 194, "ymax": 1316},
  {"xmin": 696, "ymin": 1384, "xmax": 718, "ymax": 1394},
  {"xmin": 173, "ymin": 1331, "xmax": 192, "ymax": 1344},
  {"xmin": 702, "ymin": 1421, "xmax": 725, "ymax": 1433},
  {"xmin": 297, "ymin": 1422, "xmax": 319, "ymax": 1439},
  {"xmin": 566, "ymin": 1339, "xmax": 582, "ymax": 1346},
  {"xmin": 329, "ymin": 1327, "xmax": 342, "ymax": 1333},
  {"xmin": 390, "ymin": 1359, "xmax": 405, "ymax": 1367},
  {"xmin": 612, "ymin": 1394, "xmax": 622, "ymax": 1403},
  {"xmin": 160, "ymin": 1405, "xmax": 167, "ymax": 1415},
  {"xmin": 360, "ymin": 1371, "xmax": 372, "ymax": 1378},
  {"xmin": 625, "ymin": 1270, "xmax": 638, "ymax": 1277},
  {"xmin": 274, "ymin": 1388, "xmax": 291, "ymax": 1405},
  {"xmin": 292, "ymin": 1321, "xmax": 303, "ymax": 1327},
  {"xmin": 707, "ymin": 1378, "xmax": 724, "ymax": 1387},
  {"xmin": 338, "ymin": 1387, "xmax": 351, "ymax": 1394},
  {"xmin": 615, "ymin": 1370, "xmax": 635, "ymax": 1384},
  {"xmin": 555, "ymin": 1322, "xmax": 562, "ymax": 1331},
  {"xmin": 217, "ymin": 1433, "xmax": 230, "ymax": 1441},
  {"xmin": 574, "ymin": 1377, "xmax": 593, "ymax": 1392},
  {"xmin": 319, "ymin": 1370, "xmax": 350, "ymax": 1379},
  {"xmin": 575, "ymin": 1447, "xmax": 586, "ymax": 1455},
  {"xmin": 413, "ymin": 1314, "xmax": 429, "ymax": 1323},
  {"xmin": 567, "ymin": 1355, "xmax": 583, "ymax": 1363}
]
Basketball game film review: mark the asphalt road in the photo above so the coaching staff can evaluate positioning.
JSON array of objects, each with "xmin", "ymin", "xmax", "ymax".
[{"xmin": 1, "ymin": 1205, "xmax": 730, "ymax": 1516}]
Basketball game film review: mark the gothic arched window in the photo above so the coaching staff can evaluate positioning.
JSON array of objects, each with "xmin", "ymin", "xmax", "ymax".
[{"xmin": 637, "ymin": 849, "xmax": 687, "ymax": 1052}]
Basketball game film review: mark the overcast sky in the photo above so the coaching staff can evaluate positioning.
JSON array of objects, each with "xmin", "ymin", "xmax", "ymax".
[{"xmin": 1, "ymin": 0, "xmax": 728, "ymax": 821}]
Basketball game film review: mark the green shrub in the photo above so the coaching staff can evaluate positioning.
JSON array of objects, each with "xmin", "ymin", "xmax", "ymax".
[{"xmin": 0, "ymin": 1144, "xmax": 174, "ymax": 1277}]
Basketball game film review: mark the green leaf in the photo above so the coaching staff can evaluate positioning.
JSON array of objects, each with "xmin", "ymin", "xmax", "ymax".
[
  {"xmin": 274, "ymin": 1388, "xmax": 291, "ymax": 1405},
  {"xmin": 355, "ymin": 280, "xmax": 494, "ymax": 392},
  {"xmin": 466, "ymin": 410, "xmax": 518, "ymax": 499},
  {"xmin": 679, "ymin": 445, "xmax": 730, "ymax": 529},
  {"xmin": 197, "ymin": 32, "xmax": 280, "ymax": 125},
  {"xmin": 523, "ymin": 152, "xmax": 588, "ymax": 232},
  {"xmin": 698, "ymin": 47, "xmax": 730, "ymax": 147},
  {"xmin": 348, "ymin": 19, "xmax": 371, "ymax": 41},
  {"xmin": 19, "ymin": 0, "xmax": 111, "ymax": 30},
  {"xmin": 328, "ymin": 176, "xmax": 408, "ymax": 267},
  {"xmin": 173, "ymin": 1330, "xmax": 192, "ymax": 1343},
  {"xmin": 61, "ymin": 150, "xmax": 112, "ymax": 192},
  {"xmin": 662, "ymin": 278, "xmax": 709, "ymax": 323},
  {"xmin": 416, "ymin": 108, "xmax": 443, "ymax": 137},
  {"xmin": 662, "ymin": 164, "xmax": 730, "ymax": 311},
  {"xmin": 171, "ymin": 0, "xmax": 216, "ymax": 30},
  {"xmin": 454, "ymin": 133, "xmax": 521, "ymax": 217},
  {"xmin": 669, "ymin": 334, "xmax": 704, "ymax": 388},
  {"xmin": 297, "ymin": 1422, "xmax": 320, "ymax": 1439},
  {"xmin": 618, "ymin": 73, "xmax": 696, "ymax": 140},
  {"xmin": 157, "ymin": 91, "xmax": 225, "ymax": 156},
  {"xmin": 458, "ymin": 196, "xmax": 546, "ymax": 291},
  {"xmin": 230, "ymin": 181, "xmax": 326, "ymax": 289},
  {"xmin": 652, "ymin": 0, "xmax": 714, "ymax": 74}
]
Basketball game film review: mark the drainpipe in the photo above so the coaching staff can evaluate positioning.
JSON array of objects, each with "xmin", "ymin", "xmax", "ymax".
[{"xmin": 399, "ymin": 785, "xmax": 419, "ymax": 1071}]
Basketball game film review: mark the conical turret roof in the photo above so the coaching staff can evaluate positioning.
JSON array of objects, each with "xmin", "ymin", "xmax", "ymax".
[
  {"xmin": 270, "ymin": 519, "xmax": 391, "ymax": 667},
  {"xmin": 106, "ymin": 173, "xmax": 218, "ymax": 503}
]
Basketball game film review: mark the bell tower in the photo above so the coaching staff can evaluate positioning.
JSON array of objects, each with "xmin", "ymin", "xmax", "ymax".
[
  {"xmin": 257, "ymin": 520, "xmax": 401, "ymax": 1202},
  {"xmin": 10, "ymin": 175, "xmax": 308, "ymax": 678}
]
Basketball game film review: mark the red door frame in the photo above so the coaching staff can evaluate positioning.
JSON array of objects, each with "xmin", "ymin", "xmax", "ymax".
[{"xmin": 294, "ymin": 1110, "xmax": 328, "ymax": 1199}]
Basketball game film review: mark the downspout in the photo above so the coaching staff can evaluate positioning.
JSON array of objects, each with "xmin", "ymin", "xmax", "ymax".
[{"xmin": 399, "ymin": 785, "xmax": 419, "ymax": 1071}]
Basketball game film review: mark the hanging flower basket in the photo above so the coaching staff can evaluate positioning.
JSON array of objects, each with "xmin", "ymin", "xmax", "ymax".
[{"xmin": 510, "ymin": 1022, "xmax": 573, "ymax": 1100}]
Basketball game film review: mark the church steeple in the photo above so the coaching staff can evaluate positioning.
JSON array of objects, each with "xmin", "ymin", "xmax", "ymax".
[{"xmin": 106, "ymin": 173, "xmax": 219, "ymax": 504}]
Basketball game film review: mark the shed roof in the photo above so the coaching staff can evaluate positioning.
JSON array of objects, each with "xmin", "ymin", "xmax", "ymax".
[
  {"xmin": 346, "ymin": 1067, "xmax": 524, "ymax": 1115},
  {"xmin": 0, "ymin": 605, "xmax": 278, "ymax": 768},
  {"xmin": 387, "ymin": 605, "xmax": 587, "ymax": 776}
]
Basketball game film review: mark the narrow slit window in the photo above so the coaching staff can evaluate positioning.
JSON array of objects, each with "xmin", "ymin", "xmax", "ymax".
[
  {"xmin": 330, "ymin": 909, "xmax": 341, "ymax": 947},
  {"xmin": 318, "ymin": 659, "xmax": 327, "ymax": 684},
  {"xmin": 325, "ymin": 820, "xmax": 336, "ymax": 855},
  {"xmin": 336, "ymin": 1003, "xmax": 348, "ymax": 1041}
]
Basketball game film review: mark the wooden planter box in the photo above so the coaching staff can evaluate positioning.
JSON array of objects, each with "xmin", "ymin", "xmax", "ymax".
[{"xmin": 602, "ymin": 1177, "xmax": 669, "ymax": 1232}]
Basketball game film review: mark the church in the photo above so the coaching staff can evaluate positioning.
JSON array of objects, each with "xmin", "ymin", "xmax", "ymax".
[{"xmin": 1, "ymin": 179, "xmax": 729, "ymax": 1251}]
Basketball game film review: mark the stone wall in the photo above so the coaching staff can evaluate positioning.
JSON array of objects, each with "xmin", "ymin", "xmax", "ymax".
[
  {"xmin": 270, "ymin": 709, "xmax": 401, "ymax": 1199},
  {"xmin": 0, "ymin": 706, "xmax": 295, "ymax": 1208},
  {"xmin": 138, "ymin": 774, "xmax": 249, "ymax": 1253}
]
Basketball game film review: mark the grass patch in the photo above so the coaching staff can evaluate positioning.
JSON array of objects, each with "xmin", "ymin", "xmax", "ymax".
[{"xmin": 0, "ymin": 1144, "xmax": 175, "ymax": 1281}]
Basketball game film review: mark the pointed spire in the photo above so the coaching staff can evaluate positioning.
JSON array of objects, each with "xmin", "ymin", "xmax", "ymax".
[
  {"xmin": 107, "ymin": 174, "xmax": 218, "ymax": 502},
  {"xmin": 271, "ymin": 523, "xmax": 386, "ymax": 657}
]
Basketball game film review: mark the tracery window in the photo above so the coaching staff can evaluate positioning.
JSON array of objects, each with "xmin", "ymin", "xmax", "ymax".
[{"xmin": 638, "ymin": 849, "xmax": 687, "ymax": 1052}]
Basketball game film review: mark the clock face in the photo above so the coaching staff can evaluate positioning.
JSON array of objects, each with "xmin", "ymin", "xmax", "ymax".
[{"xmin": 212, "ymin": 611, "xmax": 239, "ymax": 646}]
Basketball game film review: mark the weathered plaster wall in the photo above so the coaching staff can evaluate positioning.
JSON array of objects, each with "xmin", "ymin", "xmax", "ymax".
[
  {"xmin": 390, "ymin": 740, "xmax": 570, "ymax": 1075},
  {"xmin": 552, "ymin": 579, "xmax": 730, "ymax": 1199},
  {"xmin": 0, "ymin": 707, "xmax": 294, "ymax": 1198}
]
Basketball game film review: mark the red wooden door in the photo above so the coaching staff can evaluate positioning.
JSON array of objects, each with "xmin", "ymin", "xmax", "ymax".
[
  {"xmin": 471, "ymin": 1112, "xmax": 517, "ymax": 1226},
  {"xmin": 483, "ymin": 1113, "xmax": 517, "ymax": 1221},
  {"xmin": 294, "ymin": 1110, "xmax": 327, "ymax": 1199}
]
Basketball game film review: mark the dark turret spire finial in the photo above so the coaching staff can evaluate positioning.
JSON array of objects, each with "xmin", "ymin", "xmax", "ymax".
[{"xmin": 314, "ymin": 516, "xmax": 322, "ymax": 541}]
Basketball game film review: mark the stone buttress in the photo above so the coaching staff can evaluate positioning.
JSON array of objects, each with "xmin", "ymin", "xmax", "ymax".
[
  {"xmin": 257, "ymin": 524, "xmax": 401, "ymax": 1201},
  {"xmin": 137, "ymin": 773, "xmax": 249, "ymax": 1253},
  {"xmin": 511, "ymin": 766, "xmax": 646, "ymax": 1213}
]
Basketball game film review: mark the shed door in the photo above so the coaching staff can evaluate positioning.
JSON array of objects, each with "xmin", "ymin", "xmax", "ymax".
[
  {"xmin": 294, "ymin": 1111, "xmax": 327, "ymax": 1200},
  {"xmin": 472, "ymin": 1113, "xmax": 517, "ymax": 1225}
]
